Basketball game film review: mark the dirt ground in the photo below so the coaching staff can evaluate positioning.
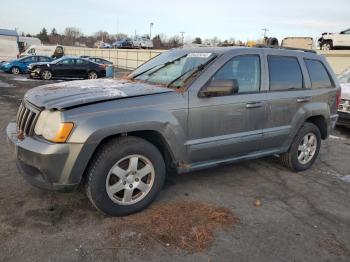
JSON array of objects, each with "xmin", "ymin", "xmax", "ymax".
[{"xmin": 0, "ymin": 72, "xmax": 350, "ymax": 262}]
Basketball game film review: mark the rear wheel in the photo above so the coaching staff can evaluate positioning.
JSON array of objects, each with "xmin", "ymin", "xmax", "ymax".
[
  {"xmin": 280, "ymin": 123, "xmax": 321, "ymax": 171},
  {"xmin": 87, "ymin": 71, "xmax": 98, "ymax": 79},
  {"xmin": 11, "ymin": 66, "xmax": 20, "ymax": 74},
  {"xmin": 85, "ymin": 136, "xmax": 166, "ymax": 216},
  {"xmin": 40, "ymin": 70, "xmax": 53, "ymax": 80}
]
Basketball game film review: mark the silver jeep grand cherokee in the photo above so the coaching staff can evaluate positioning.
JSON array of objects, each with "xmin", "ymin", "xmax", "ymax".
[{"xmin": 7, "ymin": 47, "xmax": 340, "ymax": 216}]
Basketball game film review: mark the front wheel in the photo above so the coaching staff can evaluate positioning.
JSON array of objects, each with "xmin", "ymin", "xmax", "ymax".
[
  {"xmin": 321, "ymin": 41, "xmax": 333, "ymax": 50},
  {"xmin": 280, "ymin": 123, "xmax": 321, "ymax": 172},
  {"xmin": 40, "ymin": 70, "xmax": 53, "ymax": 80},
  {"xmin": 85, "ymin": 136, "xmax": 166, "ymax": 216}
]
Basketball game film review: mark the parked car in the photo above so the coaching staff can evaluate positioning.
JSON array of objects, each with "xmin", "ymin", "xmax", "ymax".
[
  {"xmin": 21, "ymin": 45, "xmax": 64, "ymax": 58},
  {"xmin": 318, "ymin": 29, "xmax": 350, "ymax": 50},
  {"xmin": 87, "ymin": 57, "xmax": 113, "ymax": 65},
  {"xmin": 0, "ymin": 55, "xmax": 52, "ymax": 74},
  {"xmin": 113, "ymin": 38, "xmax": 133, "ymax": 49},
  {"xmin": 337, "ymin": 68, "xmax": 350, "ymax": 127},
  {"xmin": 0, "ymin": 29, "xmax": 19, "ymax": 63},
  {"xmin": 132, "ymin": 35, "xmax": 153, "ymax": 49},
  {"xmin": 28, "ymin": 56, "xmax": 106, "ymax": 80},
  {"xmin": 7, "ymin": 47, "xmax": 340, "ymax": 216}
]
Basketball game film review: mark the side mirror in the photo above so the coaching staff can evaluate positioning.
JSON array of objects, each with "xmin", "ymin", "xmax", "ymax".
[{"xmin": 199, "ymin": 79, "xmax": 239, "ymax": 97}]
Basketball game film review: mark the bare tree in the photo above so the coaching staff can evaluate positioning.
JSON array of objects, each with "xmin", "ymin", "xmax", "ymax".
[{"xmin": 63, "ymin": 27, "xmax": 82, "ymax": 46}]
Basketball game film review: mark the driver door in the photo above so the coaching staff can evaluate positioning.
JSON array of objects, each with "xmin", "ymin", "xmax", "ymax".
[
  {"xmin": 54, "ymin": 58, "xmax": 74, "ymax": 77},
  {"xmin": 187, "ymin": 53, "xmax": 267, "ymax": 163}
]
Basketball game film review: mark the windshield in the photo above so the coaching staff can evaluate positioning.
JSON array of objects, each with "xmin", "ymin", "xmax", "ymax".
[
  {"xmin": 338, "ymin": 69, "xmax": 350, "ymax": 84},
  {"xmin": 132, "ymin": 51, "xmax": 216, "ymax": 87}
]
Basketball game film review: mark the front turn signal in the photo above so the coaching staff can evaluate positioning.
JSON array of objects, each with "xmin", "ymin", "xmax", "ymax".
[{"xmin": 52, "ymin": 122, "xmax": 75, "ymax": 143}]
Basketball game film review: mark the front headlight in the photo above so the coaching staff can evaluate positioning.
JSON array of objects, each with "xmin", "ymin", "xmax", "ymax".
[{"xmin": 34, "ymin": 110, "xmax": 74, "ymax": 143}]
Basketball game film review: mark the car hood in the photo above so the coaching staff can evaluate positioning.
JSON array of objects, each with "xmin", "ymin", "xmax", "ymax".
[
  {"xmin": 341, "ymin": 83, "xmax": 350, "ymax": 101},
  {"xmin": 24, "ymin": 79, "xmax": 174, "ymax": 110}
]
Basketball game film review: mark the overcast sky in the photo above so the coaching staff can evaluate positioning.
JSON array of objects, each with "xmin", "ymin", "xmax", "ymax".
[{"xmin": 0, "ymin": 0, "xmax": 349, "ymax": 41}]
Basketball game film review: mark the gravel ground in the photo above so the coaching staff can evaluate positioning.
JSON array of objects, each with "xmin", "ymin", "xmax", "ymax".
[{"xmin": 0, "ymin": 72, "xmax": 349, "ymax": 262}]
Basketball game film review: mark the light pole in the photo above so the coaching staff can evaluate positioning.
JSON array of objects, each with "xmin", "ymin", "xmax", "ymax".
[
  {"xmin": 261, "ymin": 28, "xmax": 269, "ymax": 38},
  {"xmin": 180, "ymin": 31, "xmax": 185, "ymax": 46},
  {"xmin": 150, "ymin": 22, "xmax": 154, "ymax": 39}
]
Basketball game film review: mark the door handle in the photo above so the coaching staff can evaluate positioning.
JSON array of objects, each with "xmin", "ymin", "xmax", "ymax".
[
  {"xmin": 297, "ymin": 97, "xmax": 311, "ymax": 103},
  {"xmin": 246, "ymin": 101, "xmax": 264, "ymax": 108}
]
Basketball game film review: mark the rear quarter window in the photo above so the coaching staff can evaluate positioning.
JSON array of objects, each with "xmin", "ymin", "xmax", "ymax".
[
  {"xmin": 304, "ymin": 59, "xmax": 333, "ymax": 89},
  {"xmin": 268, "ymin": 56, "xmax": 303, "ymax": 91}
]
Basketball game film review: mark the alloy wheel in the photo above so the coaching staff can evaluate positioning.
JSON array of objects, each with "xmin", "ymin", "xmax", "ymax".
[
  {"xmin": 297, "ymin": 133, "xmax": 317, "ymax": 165},
  {"xmin": 11, "ymin": 67, "xmax": 20, "ymax": 74},
  {"xmin": 42, "ymin": 70, "xmax": 52, "ymax": 80},
  {"xmin": 106, "ymin": 154, "xmax": 155, "ymax": 205},
  {"xmin": 88, "ymin": 72, "xmax": 98, "ymax": 79}
]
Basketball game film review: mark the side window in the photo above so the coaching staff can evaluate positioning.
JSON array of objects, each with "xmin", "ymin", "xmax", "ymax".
[
  {"xmin": 268, "ymin": 56, "xmax": 303, "ymax": 91},
  {"xmin": 39, "ymin": 56, "xmax": 49, "ymax": 62},
  {"xmin": 304, "ymin": 59, "xmax": 333, "ymax": 89},
  {"xmin": 59, "ymin": 59, "xmax": 74, "ymax": 65},
  {"xmin": 28, "ymin": 48, "xmax": 35, "ymax": 54},
  {"xmin": 211, "ymin": 55, "xmax": 261, "ymax": 93},
  {"xmin": 22, "ymin": 56, "xmax": 37, "ymax": 63},
  {"xmin": 76, "ymin": 59, "xmax": 88, "ymax": 65}
]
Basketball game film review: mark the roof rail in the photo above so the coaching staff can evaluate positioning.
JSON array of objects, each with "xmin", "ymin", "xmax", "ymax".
[{"xmin": 255, "ymin": 44, "xmax": 317, "ymax": 54}]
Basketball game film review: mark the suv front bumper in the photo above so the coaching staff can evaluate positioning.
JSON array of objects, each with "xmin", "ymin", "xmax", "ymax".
[{"xmin": 6, "ymin": 122, "xmax": 85, "ymax": 192}]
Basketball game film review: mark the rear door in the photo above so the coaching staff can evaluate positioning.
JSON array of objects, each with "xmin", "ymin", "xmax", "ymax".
[
  {"xmin": 75, "ymin": 59, "xmax": 89, "ymax": 77},
  {"xmin": 187, "ymin": 51, "xmax": 267, "ymax": 163},
  {"xmin": 262, "ymin": 51, "xmax": 313, "ymax": 150}
]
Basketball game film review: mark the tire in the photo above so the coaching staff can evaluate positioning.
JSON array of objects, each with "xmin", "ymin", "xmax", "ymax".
[
  {"xmin": 85, "ymin": 136, "xmax": 166, "ymax": 216},
  {"xmin": 280, "ymin": 123, "xmax": 321, "ymax": 172},
  {"xmin": 11, "ymin": 66, "xmax": 20, "ymax": 74},
  {"xmin": 87, "ymin": 71, "xmax": 98, "ymax": 79},
  {"xmin": 321, "ymin": 40, "xmax": 333, "ymax": 50},
  {"xmin": 40, "ymin": 70, "xmax": 53, "ymax": 80}
]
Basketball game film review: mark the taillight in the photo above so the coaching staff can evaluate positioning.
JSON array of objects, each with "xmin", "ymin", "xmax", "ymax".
[
  {"xmin": 99, "ymin": 64, "xmax": 106, "ymax": 69},
  {"xmin": 336, "ymin": 89, "xmax": 341, "ymax": 109},
  {"xmin": 17, "ymin": 53, "xmax": 20, "ymax": 58}
]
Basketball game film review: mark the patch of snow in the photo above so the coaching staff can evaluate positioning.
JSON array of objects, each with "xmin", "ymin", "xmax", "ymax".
[
  {"xmin": 12, "ymin": 77, "xmax": 39, "ymax": 82},
  {"xmin": 0, "ymin": 80, "xmax": 14, "ymax": 88},
  {"xmin": 329, "ymin": 135, "xmax": 346, "ymax": 141},
  {"xmin": 339, "ymin": 175, "xmax": 350, "ymax": 183}
]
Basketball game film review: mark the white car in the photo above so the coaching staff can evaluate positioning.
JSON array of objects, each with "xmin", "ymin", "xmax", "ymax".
[
  {"xmin": 337, "ymin": 68, "xmax": 350, "ymax": 127},
  {"xmin": 132, "ymin": 36, "xmax": 153, "ymax": 49},
  {"xmin": 318, "ymin": 29, "xmax": 350, "ymax": 50}
]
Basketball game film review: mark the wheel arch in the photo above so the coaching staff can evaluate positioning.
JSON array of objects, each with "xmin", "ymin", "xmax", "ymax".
[
  {"xmin": 79, "ymin": 130, "xmax": 177, "ymax": 185},
  {"xmin": 305, "ymin": 115, "xmax": 328, "ymax": 139}
]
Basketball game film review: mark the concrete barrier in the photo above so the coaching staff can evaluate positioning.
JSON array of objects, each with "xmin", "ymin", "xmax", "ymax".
[
  {"xmin": 64, "ymin": 46, "xmax": 164, "ymax": 70},
  {"xmin": 317, "ymin": 50, "xmax": 350, "ymax": 74},
  {"xmin": 64, "ymin": 46, "xmax": 350, "ymax": 74}
]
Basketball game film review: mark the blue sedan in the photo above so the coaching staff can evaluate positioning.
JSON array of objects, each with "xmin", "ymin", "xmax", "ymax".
[{"xmin": 0, "ymin": 55, "xmax": 53, "ymax": 74}]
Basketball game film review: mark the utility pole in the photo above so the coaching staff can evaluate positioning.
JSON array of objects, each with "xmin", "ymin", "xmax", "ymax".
[
  {"xmin": 180, "ymin": 31, "xmax": 185, "ymax": 46},
  {"xmin": 261, "ymin": 28, "xmax": 269, "ymax": 38},
  {"xmin": 149, "ymin": 22, "xmax": 154, "ymax": 39}
]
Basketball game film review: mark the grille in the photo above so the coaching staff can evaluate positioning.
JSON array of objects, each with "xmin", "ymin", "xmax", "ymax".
[
  {"xmin": 339, "ymin": 99, "xmax": 350, "ymax": 112},
  {"xmin": 16, "ymin": 101, "xmax": 40, "ymax": 136}
]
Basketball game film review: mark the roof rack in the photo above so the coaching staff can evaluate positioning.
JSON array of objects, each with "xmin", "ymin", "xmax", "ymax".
[{"xmin": 255, "ymin": 44, "xmax": 317, "ymax": 54}]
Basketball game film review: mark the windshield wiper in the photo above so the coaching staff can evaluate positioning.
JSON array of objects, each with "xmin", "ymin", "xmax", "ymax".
[
  {"xmin": 167, "ymin": 55, "xmax": 217, "ymax": 88},
  {"xmin": 131, "ymin": 55, "xmax": 187, "ymax": 79}
]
